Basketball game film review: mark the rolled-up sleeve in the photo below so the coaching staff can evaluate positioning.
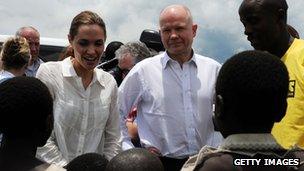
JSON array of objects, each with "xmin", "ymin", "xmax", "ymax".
[{"xmin": 118, "ymin": 69, "xmax": 143, "ymax": 150}]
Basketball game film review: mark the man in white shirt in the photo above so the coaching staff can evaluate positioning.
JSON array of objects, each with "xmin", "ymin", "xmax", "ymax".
[
  {"xmin": 119, "ymin": 4, "xmax": 222, "ymax": 171},
  {"xmin": 16, "ymin": 26, "xmax": 43, "ymax": 77}
]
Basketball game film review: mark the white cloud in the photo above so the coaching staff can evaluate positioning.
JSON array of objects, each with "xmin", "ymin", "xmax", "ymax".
[{"xmin": 0, "ymin": 0, "xmax": 302, "ymax": 62}]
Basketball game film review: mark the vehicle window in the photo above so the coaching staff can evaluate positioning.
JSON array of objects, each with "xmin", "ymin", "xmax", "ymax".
[{"xmin": 39, "ymin": 45, "xmax": 65, "ymax": 62}]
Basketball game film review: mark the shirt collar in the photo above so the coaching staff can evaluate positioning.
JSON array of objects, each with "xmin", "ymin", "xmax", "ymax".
[
  {"xmin": 62, "ymin": 57, "xmax": 78, "ymax": 77},
  {"xmin": 220, "ymin": 134, "xmax": 285, "ymax": 152},
  {"xmin": 161, "ymin": 50, "xmax": 197, "ymax": 69},
  {"xmin": 0, "ymin": 70, "xmax": 15, "ymax": 77},
  {"xmin": 61, "ymin": 57, "xmax": 104, "ymax": 87}
]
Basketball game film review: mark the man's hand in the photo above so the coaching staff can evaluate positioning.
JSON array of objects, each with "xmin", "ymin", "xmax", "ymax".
[{"xmin": 147, "ymin": 146, "xmax": 162, "ymax": 156}]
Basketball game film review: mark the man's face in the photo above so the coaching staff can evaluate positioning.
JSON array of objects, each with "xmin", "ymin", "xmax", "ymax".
[
  {"xmin": 118, "ymin": 53, "xmax": 135, "ymax": 78},
  {"xmin": 239, "ymin": 0, "xmax": 280, "ymax": 51},
  {"xmin": 20, "ymin": 29, "xmax": 40, "ymax": 61},
  {"xmin": 159, "ymin": 8, "xmax": 197, "ymax": 58}
]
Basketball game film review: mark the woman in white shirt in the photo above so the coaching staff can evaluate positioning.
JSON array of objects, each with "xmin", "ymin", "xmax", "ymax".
[
  {"xmin": 0, "ymin": 36, "xmax": 31, "ymax": 82},
  {"xmin": 36, "ymin": 11, "xmax": 121, "ymax": 166}
]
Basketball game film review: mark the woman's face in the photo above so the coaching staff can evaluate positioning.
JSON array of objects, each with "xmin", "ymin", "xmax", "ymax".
[{"xmin": 69, "ymin": 24, "xmax": 105, "ymax": 71}]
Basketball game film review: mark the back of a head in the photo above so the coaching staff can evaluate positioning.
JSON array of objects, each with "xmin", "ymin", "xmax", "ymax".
[
  {"xmin": 65, "ymin": 153, "xmax": 108, "ymax": 171},
  {"xmin": 98, "ymin": 41, "xmax": 123, "ymax": 71},
  {"xmin": 0, "ymin": 36, "xmax": 30, "ymax": 70},
  {"xmin": 215, "ymin": 50, "xmax": 289, "ymax": 134},
  {"xmin": 106, "ymin": 148, "xmax": 164, "ymax": 171},
  {"xmin": 140, "ymin": 29, "xmax": 164, "ymax": 53},
  {"xmin": 0, "ymin": 77, "xmax": 53, "ymax": 146}
]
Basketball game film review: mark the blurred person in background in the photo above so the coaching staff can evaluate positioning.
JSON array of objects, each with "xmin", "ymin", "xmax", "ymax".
[
  {"xmin": 0, "ymin": 36, "xmax": 31, "ymax": 83},
  {"xmin": 16, "ymin": 26, "xmax": 43, "ymax": 77},
  {"xmin": 98, "ymin": 41, "xmax": 123, "ymax": 71},
  {"xmin": 110, "ymin": 41, "xmax": 152, "ymax": 86}
]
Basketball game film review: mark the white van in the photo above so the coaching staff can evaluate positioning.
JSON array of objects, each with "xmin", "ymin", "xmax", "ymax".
[{"xmin": 0, "ymin": 35, "xmax": 69, "ymax": 61}]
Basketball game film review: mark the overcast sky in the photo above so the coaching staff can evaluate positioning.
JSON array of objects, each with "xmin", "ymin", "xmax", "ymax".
[{"xmin": 1, "ymin": 0, "xmax": 303, "ymax": 63}]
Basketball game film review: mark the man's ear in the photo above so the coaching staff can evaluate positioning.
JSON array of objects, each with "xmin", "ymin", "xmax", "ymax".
[
  {"xmin": 192, "ymin": 24, "xmax": 198, "ymax": 37},
  {"xmin": 158, "ymin": 29, "xmax": 162, "ymax": 38},
  {"xmin": 215, "ymin": 94, "xmax": 224, "ymax": 118},
  {"xmin": 213, "ymin": 94, "xmax": 224, "ymax": 131}
]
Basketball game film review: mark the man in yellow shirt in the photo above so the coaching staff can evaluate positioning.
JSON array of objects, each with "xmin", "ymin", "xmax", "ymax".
[{"xmin": 239, "ymin": 0, "xmax": 304, "ymax": 149}]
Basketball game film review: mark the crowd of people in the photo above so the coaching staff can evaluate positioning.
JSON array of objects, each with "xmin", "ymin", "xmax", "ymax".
[{"xmin": 0, "ymin": 0, "xmax": 304, "ymax": 171}]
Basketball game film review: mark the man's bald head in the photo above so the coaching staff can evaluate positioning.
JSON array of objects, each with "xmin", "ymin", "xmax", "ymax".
[
  {"xmin": 159, "ymin": 4, "xmax": 193, "ymax": 25},
  {"xmin": 158, "ymin": 4, "xmax": 197, "ymax": 61}
]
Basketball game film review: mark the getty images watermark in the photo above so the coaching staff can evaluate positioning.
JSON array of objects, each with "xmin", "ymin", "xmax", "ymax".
[{"xmin": 233, "ymin": 158, "xmax": 300, "ymax": 166}]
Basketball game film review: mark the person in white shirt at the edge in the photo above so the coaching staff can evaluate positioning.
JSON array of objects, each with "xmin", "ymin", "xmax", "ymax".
[
  {"xmin": 119, "ymin": 4, "xmax": 223, "ymax": 171},
  {"xmin": 36, "ymin": 11, "xmax": 121, "ymax": 166}
]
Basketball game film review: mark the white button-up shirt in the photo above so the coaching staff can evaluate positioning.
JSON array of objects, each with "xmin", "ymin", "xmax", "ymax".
[
  {"xmin": 0, "ymin": 70, "xmax": 15, "ymax": 82},
  {"xmin": 119, "ymin": 52, "xmax": 223, "ymax": 158},
  {"xmin": 36, "ymin": 57, "xmax": 121, "ymax": 166}
]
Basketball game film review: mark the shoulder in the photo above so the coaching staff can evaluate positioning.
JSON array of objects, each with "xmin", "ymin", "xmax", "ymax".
[
  {"xmin": 182, "ymin": 146, "xmax": 239, "ymax": 171},
  {"xmin": 125, "ymin": 53, "xmax": 163, "ymax": 77},
  {"xmin": 194, "ymin": 53, "xmax": 221, "ymax": 67},
  {"xmin": 95, "ymin": 68, "xmax": 117, "ymax": 87},
  {"xmin": 196, "ymin": 153, "xmax": 240, "ymax": 171},
  {"xmin": 37, "ymin": 61, "xmax": 63, "ymax": 78},
  {"xmin": 39, "ymin": 61, "xmax": 62, "ymax": 70},
  {"xmin": 137, "ymin": 53, "xmax": 163, "ymax": 67},
  {"xmin": 290, "ymin": 39, "xmax": 304, "ymax": 53},
  {"xmin": 295, "ymin": 38, "xmax": 304, "ymax": 44},
  {"xmin": 31, "ymin": 163, "xmax": 66, "ymax": 171}
]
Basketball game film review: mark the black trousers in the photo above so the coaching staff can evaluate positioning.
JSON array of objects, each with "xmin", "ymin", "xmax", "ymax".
[{"xmin": 159, "ymin": 156, "xmax": 189, "ymax": 171}]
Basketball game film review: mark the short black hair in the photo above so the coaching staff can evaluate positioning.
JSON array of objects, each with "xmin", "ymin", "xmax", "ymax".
[
  {"xmin": 65, "ymin": 153, "xmax": 108, "ymax": 171},
  {"xmin": 241, "ymin": 0, "xmax": 288, "ymax": 22},
  {"xmin": 104, "ymin": 41, "xmax": 124, "ymax": 61},
  {"xmin": 0, "ymin": 77, "xmax": 53, "ymax": 145},
  {"xmin": 106, "ymin": 148, "xmax": 164, "ymax": 171},
  {"xmin": 216, "ymin": 50, "xmax": 289, "ymax": 129}
]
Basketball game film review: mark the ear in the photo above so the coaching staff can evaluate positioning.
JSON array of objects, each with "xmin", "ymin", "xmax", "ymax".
[
  {"xmin": 192, "ymin": 24, "xmax": 198, "ymax": 37},
  {"xmin": 213, "ymin": 94, "xmax": 224, "ymax": 131},
  {"xmin": 68, "ymin": 34, "xmax": 73, "ymax": 45},
  {"xmin": 158, "ymin": 29, "xmax": 162, "ymax": 38},
  {"xmin": 215, "ymin": 94, "xmax": 224, "ymax": 118}
]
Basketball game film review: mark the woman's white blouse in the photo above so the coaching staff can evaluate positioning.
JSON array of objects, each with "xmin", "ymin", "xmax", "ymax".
[{"xmin": 36, "ymin": 57, "xmax": 121, "ymax": 166}]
